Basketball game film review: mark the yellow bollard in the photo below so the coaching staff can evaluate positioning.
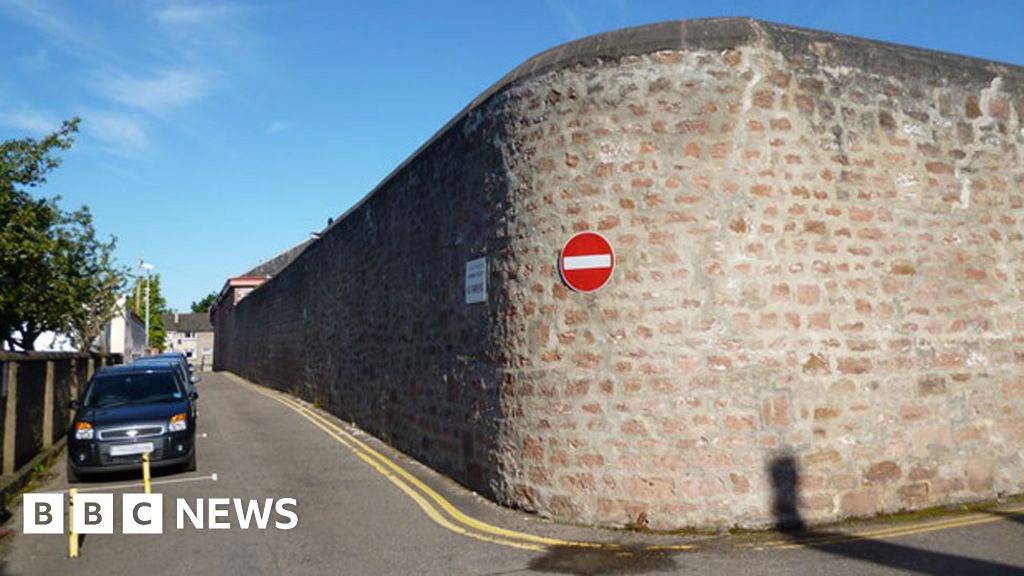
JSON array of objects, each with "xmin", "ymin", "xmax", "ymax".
[
  {"xmin": 142, "ymin": 451, "xmax": 151, "ymax": 494},
  {"xmin": 68, "ymin": 488, "xmax": 79, "ymax": 559}
]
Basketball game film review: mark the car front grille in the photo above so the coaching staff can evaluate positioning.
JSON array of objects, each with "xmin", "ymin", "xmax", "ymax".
[{"xmin": 97, "ymin": 425, "xmax": 165, "ymax": 440}]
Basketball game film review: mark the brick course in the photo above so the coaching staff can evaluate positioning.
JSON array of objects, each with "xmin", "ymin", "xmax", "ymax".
[{"xmin": 216, "ymin": 18, "xmax": 1024, "ymax": 530}]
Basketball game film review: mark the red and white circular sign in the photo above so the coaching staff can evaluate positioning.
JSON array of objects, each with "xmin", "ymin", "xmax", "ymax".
[{"xmin": 559, "ymin": 232, "xmax": 615, "ymax": 293}]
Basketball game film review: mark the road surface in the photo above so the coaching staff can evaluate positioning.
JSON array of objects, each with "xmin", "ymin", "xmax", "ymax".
[{"xmin": 1, "ymin": 372, "xmax": 1022, "ymax": 575}]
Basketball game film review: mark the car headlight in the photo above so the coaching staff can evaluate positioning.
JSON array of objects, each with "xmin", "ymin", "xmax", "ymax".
[
  {"xmin": 168, "ymin": 413, "xmax": 187, "ymax": 432},
  {"xmin": 75, "ymin": 421, "xmax": 93, "ymax": 440}
]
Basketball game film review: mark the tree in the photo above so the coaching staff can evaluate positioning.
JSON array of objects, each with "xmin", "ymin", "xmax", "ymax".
[
  {"xmin": 1, "ymin": 118, "xmax": 127, "ymax": 352},
  {"xmin": 0, "ymin": 190, "xmax": 66, "ymax": 349},
  {"xmin": 1, "ymin": 119, "xmax": 82, "ymax": 350},
  {"xmin": 190, "ymin": 291, "xmax": 218, "ymax": 313},
  {"xmin": 129, "ymin": 273, "xmax": 168, "ymax": 351},
  {"xmin": 1, "ymin": 118, "xmax": 78, "ymax": 190},
  {"xmin": 60, "ymin": 208, "xmax": 127, "ymax": 351}
]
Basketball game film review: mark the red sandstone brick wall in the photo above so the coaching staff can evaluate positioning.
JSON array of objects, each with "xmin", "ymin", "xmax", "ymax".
[
  {"xmin": 217, "ymin": 20, "xmax": 1024, "ymax": 530},
  {"xmin": 495, "ymin": 34, "xmax": 1024, "ymax": 529}
]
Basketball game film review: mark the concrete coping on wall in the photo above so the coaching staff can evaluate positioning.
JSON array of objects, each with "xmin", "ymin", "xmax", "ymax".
[
  {"xmin": 0, "ymin": 352, "xmax": 118, "ymax": 361},
  {"xmin": 243, "ymin": 17, "xmax": 1023, "ymax": 301}
]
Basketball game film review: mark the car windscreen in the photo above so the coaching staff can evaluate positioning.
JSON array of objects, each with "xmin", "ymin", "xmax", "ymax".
[
  {"xmin": 134, "ymin": 360, "xmax": 188, "ymax": 381},
  {"xmin": 84, "ymin": 372, "xmax": 184, "ymax": 408},
  {"xmin": 138, "ymin": 358, "xmax": 188, "ymax": 373},
  {"xmin": 136, "ymin": 358, "xmax": 184, "ymax": 367}
]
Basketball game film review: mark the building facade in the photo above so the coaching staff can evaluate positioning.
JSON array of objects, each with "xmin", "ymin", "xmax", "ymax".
[
  {"xmin": 106, "ymin": 295, "xmax": 146, "ymax": 360},
  {"xmin": 211, "ymin": 241, "xmax": 312, "ymax": 371},
  {"xmin": 163, "ymin": 312, "xmax": 215, "ymax": 371}
]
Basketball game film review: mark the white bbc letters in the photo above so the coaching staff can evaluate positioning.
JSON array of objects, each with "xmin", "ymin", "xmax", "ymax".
[
  {"xmin": 23, "ymin": 493, "xmax": 64, "ymax": 534},
  {"xmin": 122, "ymin": 494, "xmax": 163, "ymax": 534},
  {"xmin": 22, "ymin": 493, "xmax": 299, "ymax": 534},
  {"xmin": 177, "ymin": 498, "xmax": 203, "ymax": 529},
  {"xmin": 73, "ymin": 493, "xmax": 114, "ymax": 534},
  {"xmin": 275, "ymin": 498, "xmax": 298, "ymax": 530},
  {"xmin": 208, "ymin": 498, "xmax": 231, "ymax": 529},
  {"xmin": 234, "ymin": 498, "xmax": 273, "ymax": 529}
]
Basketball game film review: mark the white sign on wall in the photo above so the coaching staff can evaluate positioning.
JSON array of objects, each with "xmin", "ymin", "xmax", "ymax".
[{"xmin": 465, "ymin": 257, "xmax": 487, "ymax": 304}]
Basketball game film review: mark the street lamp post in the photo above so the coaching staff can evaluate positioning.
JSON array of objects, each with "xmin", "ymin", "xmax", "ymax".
[{"xmin": 142, "ymin": 262, "xmax": 154, "ymax": 353}]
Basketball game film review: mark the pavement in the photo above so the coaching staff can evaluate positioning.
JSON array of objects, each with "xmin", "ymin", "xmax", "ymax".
[{"xmin": 1, "ymin": 372, "xmax": 1022, "ymax": 575}]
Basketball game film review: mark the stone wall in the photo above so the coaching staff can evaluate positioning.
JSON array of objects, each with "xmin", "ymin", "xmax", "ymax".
[
  {"xmin": 215, "ymin": 18, "xmax": 1024, "ymax": 529},
  {"xmin": 0, "ymin": 352, "xmax": 119, "ymax": 475}
]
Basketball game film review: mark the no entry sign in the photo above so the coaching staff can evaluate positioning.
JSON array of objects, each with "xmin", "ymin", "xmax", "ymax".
[{"xmin": 559, "ymin": 232, "xmax": 615, "ymax": 292}]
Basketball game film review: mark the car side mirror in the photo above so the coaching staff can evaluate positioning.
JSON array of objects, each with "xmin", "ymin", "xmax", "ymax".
[
  {"xmin": 69, "ymin": 399, "xmax": 80, "ymax": 410},
  {"xmin": 189, "ymin": 391, "xmax": 199, "ymax": 400},
  {"xmin": 190, "ymin": 374, "xmax": 201, "ymax": 384}
]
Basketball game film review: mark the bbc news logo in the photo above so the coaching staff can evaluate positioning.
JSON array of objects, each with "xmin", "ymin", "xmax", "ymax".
[{"xmin": 24, "ymin": 493, "xmax": 298, "ymax": 534}]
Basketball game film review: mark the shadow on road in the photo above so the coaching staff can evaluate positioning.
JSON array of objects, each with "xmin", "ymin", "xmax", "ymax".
[
  {"xmin": 526, "ymin": 544, "xmax": 677, "ymax": 576},
  {"xmin": 985, "ymin": 509, "xmax": 1024, "ymax": 527},
  {"xmin": 71, "ymin": 464, "xmax": 188, "ymax": 485},
  {"xmin": 768, "ymin": 452, "xmax": 1024, "ymax": 576}
]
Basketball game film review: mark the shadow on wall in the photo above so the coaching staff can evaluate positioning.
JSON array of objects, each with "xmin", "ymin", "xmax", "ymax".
[
  {"xmin": 512, "ymin": 454, "xmax": 1023, "ymax": 576},
  {"xmin": 767, "ymin": 452, "xmax": 1024, "ymax": 576},
  {"xmin": 769, "ymin": 452, "xmax": 805, "ymax": 532}
]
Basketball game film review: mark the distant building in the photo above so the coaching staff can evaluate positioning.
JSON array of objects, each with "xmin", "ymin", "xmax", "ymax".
[
  {"xmin": 211, "ymin": 237, "xmax": 313, "ymax": 371},
  {"xmin": 106, "ymin": 295, "xmax": 146, "ymax": 360},
  {"xmin": 209, "ymin": 276, "xmax": 268, "ymax": 371},
  {"xmin": 163, "ymin": 312, "xmax": 215, "ymax": 371},
  {"xmin": 3, "ymin": 294, "xmax": 145, "ymax": 357},
  {"xmin": 241, "ymin": 237, "xmax": 314, "ymax": 278}
]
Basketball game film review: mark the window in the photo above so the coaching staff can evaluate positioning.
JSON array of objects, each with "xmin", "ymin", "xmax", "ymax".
[{"xmin": 85, "ymin": 373, "xmax": 181, "ymax": 407}]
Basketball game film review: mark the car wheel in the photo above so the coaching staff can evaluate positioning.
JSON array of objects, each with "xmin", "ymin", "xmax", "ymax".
[
  {"xmin": 66, "ymin": 458, "xmax": 80, "ymax": 483},
  {"xmin": 183, "ymin": 450, "xmax": 197, "ymax": 472}
]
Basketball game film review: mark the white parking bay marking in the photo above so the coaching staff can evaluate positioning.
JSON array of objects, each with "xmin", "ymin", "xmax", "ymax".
[
  {"xmin": 562, "ymin": 254, "xmax": 612, "ymax": 270},
  {"xmin": 60, "ymin": 473, "xmax": 218, "ymax": 493}
]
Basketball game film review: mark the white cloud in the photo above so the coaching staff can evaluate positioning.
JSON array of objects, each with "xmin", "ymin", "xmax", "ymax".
[
  {"xmin": 90, "ymin": 68, "xmax": 210, "ymax": 117},
  {"xmin": 2, "ymin": 0, "xmax": 75, "ymax": 39},
  {"xmin": 266, "ymin": 120, "xmax": 290, "ymax": 134},
  {"xmin": 0, "ymin": 0, "xmax": 107, "ymax": 60},
  {"xmin": 155, "ymin": 4, "xmax": 232, "ymax": 26},
  {"xmin": 546, "ymin": 0, "xmax": 586, "ymax": 40},
  {"xmin": 2, "ymin": 0, "xmax": 263, "ymax": 159},
  {"xmin": 0, "ymin": 106, "xmax": 60, "ymax": 134},
  {"xmin": 82, "ymin": 111, "xmax": 150, "ymax": 157},
  {"xmin": 560, "ymin": 6, "xmax": 586, "ymax": 39}
]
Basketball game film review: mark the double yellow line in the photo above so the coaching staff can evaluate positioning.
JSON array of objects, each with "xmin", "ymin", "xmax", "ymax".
[
  {"xmin": 228, "ymin": 374, "xmax": 1023, "ymax": 554},
  {"xmin": 228, "ymin": 375, "xmax": 679, "ymax": 552},
  {"xmin": 753, "ymin": 505, "xmax": 1024, "ymax": 550}
]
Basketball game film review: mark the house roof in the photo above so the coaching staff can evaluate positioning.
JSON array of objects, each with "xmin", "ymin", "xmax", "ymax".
[
  {"xmin": 162, "ymin": 313, "xmax": 214, "ymax": 333},
  {"xmin": 243, "ymin": 238, "xmax": 314, "ymax": 277},
  {"xmin": 210, "ymin": 237, "xmax": 314, "ymax": 318},
  {"xmin": 225, "ymin": 276, "xmax": 268, "ymax": 286}
]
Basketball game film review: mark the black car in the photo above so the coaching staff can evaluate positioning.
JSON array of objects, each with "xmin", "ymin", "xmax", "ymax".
[
  {"xmin": 142, "ymin": 351, "xmax": 190, "ymax": 367},
  {"xmin": 135, "ymin": 352, "xmax": 201, "ymax": 388},
  {"xmin": 132, "ymin": 357, "xmax": 200, "ymax": 418},
  {"xmin": 67, "ymin": 364, "xmax": 198, "ymax": 481}
]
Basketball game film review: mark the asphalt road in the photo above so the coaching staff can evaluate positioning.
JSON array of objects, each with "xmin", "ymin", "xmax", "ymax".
[{"xmin": 1, "ymin": 372, "xmax": 1023, "ymax": 575}]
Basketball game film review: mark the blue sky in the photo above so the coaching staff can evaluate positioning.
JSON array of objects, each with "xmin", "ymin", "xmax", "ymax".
[{"xmin": 1, "ymin": 1, "xmax": 1021, "ymax": 311}]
